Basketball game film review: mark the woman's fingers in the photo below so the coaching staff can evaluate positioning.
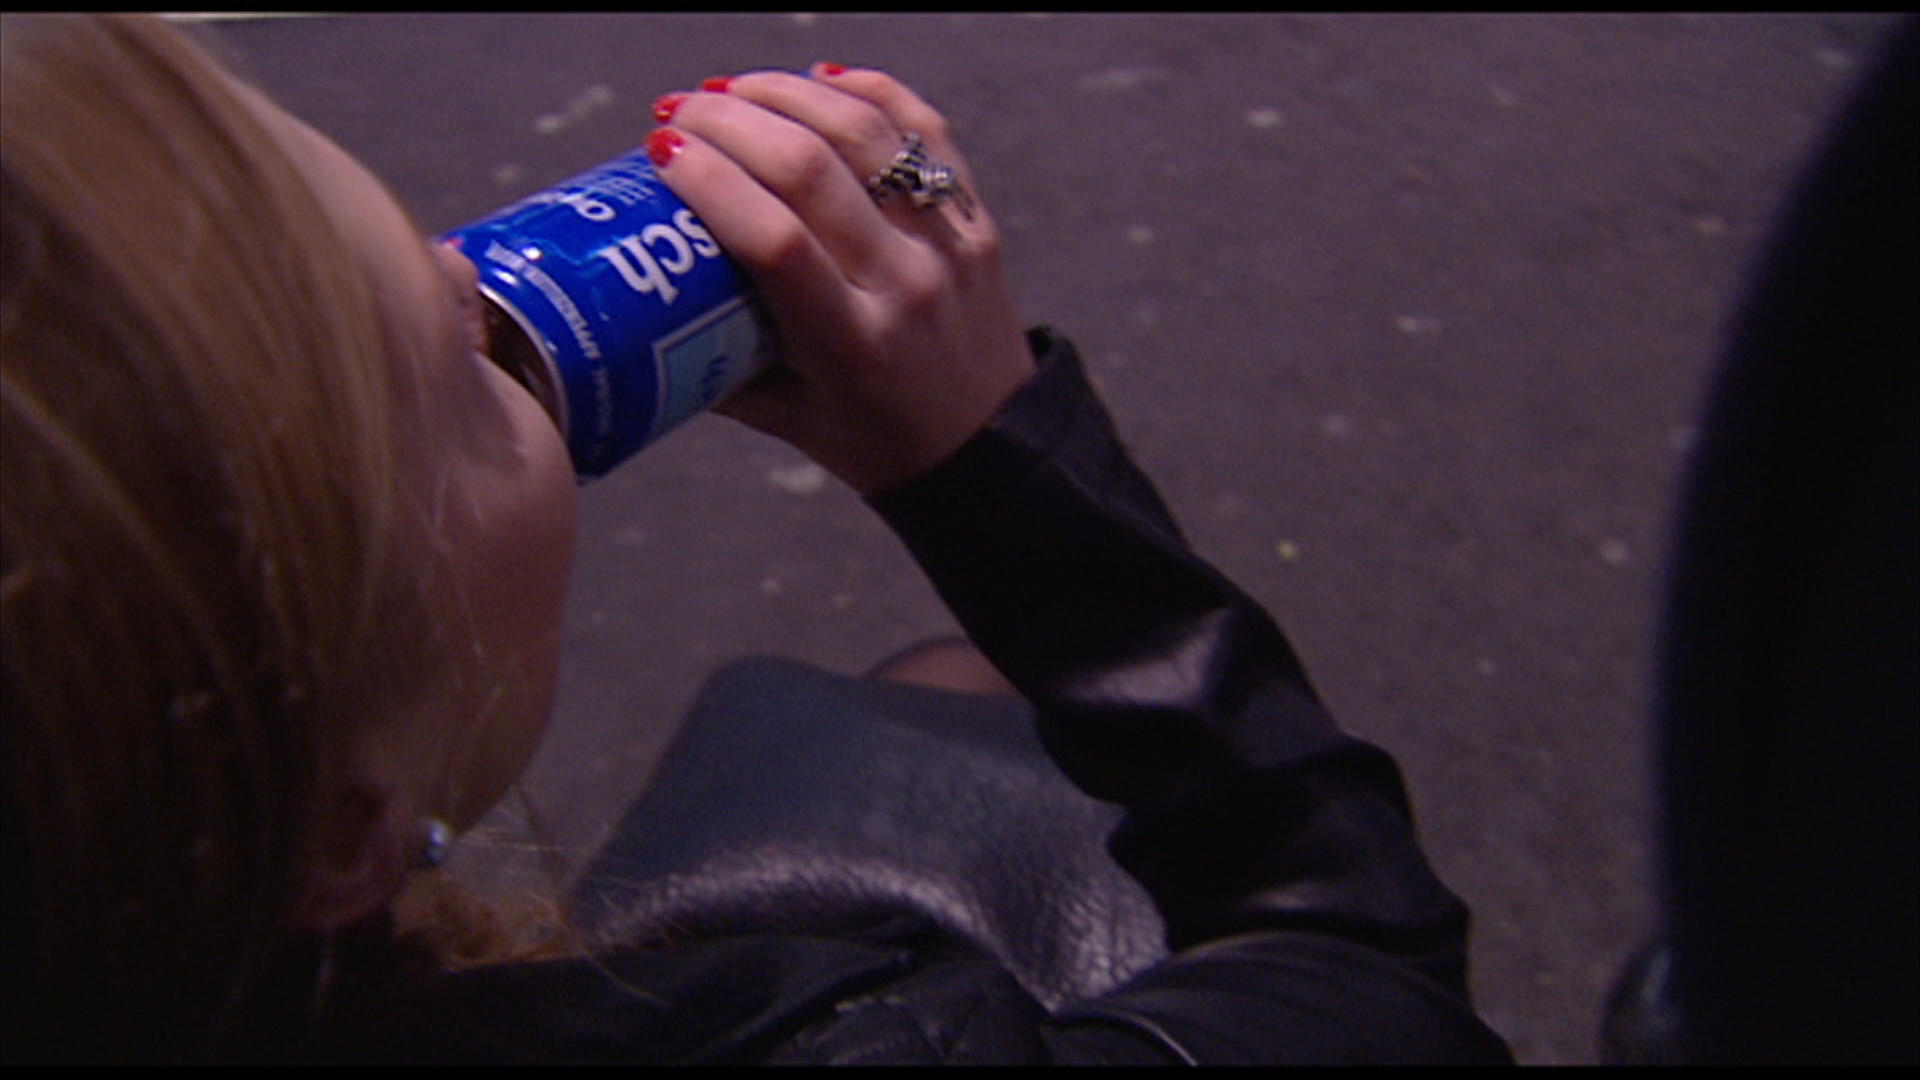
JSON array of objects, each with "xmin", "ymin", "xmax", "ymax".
[
  {"xmin": 646, "ymin": 66, "xmax": 1035, "ymax": 494},
  {"xmin": 643, "ymin": 123, "xmax": 861, "ymax": 341},
  {"xmin": 804, "ymin": 64, "xmax": 968, "ymax": 181},
  {"xmin": 788, "ymin": 66, "xmax": 1004, "ymax": 290},
  {"xmin": 722, "ymin": 71, "xmax": 905, "ymax": 186},
  {"xmin": 660, "ymin": 76, "xmax": 915, "ymax": 287}
]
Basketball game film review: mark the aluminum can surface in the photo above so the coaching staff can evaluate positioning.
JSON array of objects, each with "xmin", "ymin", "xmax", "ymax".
[{"xmin": 443, "ymin": 150, "xmax": 773, "ymax": 478}]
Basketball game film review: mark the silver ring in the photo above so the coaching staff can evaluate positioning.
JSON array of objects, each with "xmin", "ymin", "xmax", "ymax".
[{"xmin": 867, "ymin": 132, "xmax": 973, "ymax": 217}]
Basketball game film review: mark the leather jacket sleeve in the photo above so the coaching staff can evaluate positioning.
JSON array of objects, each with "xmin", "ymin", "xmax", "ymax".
[{"xmin": 868, "ymin": 327, "xmax": 1513, "ymax": 1063}]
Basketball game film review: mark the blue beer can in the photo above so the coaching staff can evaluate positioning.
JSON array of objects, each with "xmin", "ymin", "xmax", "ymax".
[{"xmin": 443, "ymin": 149, "xmax": 774, "ymax": 478}]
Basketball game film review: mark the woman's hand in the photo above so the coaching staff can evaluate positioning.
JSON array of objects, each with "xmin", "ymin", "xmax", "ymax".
[{"xmin": 646, "ymin": 65, "xmax": 1035, "ymax": 496}]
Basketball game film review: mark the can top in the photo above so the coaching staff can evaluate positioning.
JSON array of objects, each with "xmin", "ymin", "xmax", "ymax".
[{"xmin": 479, "ymin": 288, "xmax": 568, "ymax": 438}]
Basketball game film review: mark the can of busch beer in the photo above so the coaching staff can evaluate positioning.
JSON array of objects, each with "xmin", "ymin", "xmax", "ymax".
[{"xmin": 443, "ymin": 149, "xmax": 774, "ymax": 479}]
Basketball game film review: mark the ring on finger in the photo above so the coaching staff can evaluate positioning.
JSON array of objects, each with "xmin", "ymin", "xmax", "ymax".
[{"xmin": 865, "ymin": 132, "xmax": 974, "ymax": 219}]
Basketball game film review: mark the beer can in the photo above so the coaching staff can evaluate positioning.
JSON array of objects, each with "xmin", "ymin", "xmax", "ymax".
[{"xmin": 442, "ymin": 149, "xmax": 774, "ymax": 479}]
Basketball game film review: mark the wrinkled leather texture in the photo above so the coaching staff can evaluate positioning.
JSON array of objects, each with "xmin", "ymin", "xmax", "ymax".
[
  {"xmin": 317, "ymin": 328, "xmax": 1512, "ymax": 1064},
  {"xmin": 569, "ymin": 656, "xmax": 1167, "ymax": 1011},
  {"xmin": 873, "ymin": 331, "xmax": 1484, "ymax": 975}
]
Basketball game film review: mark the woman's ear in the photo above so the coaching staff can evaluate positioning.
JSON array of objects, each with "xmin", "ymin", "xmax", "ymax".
[{"xmin": 289, "ymin": 780, "xmax": 412, "ymax": 932}]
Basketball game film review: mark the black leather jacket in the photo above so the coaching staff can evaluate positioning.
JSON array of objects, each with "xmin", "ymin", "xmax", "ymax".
[{"xmin": 320, "ymin": 329, "xmax": 1513, "ymax": 1064}]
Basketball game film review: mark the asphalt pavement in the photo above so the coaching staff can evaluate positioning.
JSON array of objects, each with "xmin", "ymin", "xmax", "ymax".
[{"xmin": 189, "ymin": 12, "xmax": 1906, "ymax": 1064}]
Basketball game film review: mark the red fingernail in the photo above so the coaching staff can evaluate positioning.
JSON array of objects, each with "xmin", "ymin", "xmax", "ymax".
[
  {"xmin": 816, "ymin": 62, "xmax": 847, "ymax": 76},
  {"xmin": 652, "ymin": 92, "xmax": 687, "ymax": 124},
  {"xmin": 699, "ymin": 75, "xmax": 732, "ymax": 93},
  {"xmin": 646, "ymin": 128, "xmax": 684, "ymax": 169}
]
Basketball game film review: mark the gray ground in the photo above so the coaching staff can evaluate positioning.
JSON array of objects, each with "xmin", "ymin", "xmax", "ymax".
[{"xmin": 194, "ymin": 12, "xmax": 1905, "ymax": 1064}]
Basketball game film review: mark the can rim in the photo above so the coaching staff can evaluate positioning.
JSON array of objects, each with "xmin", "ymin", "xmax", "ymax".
[{"xmin": 478, "ymin": 282, "xmax": 571, "ymax": 440}]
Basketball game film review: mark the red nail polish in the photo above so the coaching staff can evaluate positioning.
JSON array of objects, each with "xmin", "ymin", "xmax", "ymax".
[
  {"xmin": 652, "ymin": 92, "xmax": 686, "ymax": 124},
  {"xmin": 699, "ymin": 75, "xmax": 732, "ymax": 93},
  {"xmin": 816, "ymin": 62, "xmax": 847, "ymax": 76},
  {"xmin": 646, "ymin": 128, "xmax": 684, "ymax": 169}
]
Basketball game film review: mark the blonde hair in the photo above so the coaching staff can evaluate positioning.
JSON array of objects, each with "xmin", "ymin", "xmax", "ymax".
[{"xmin": 1, "ymin": 13, "xmax": 460, "ymax": 1059}]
